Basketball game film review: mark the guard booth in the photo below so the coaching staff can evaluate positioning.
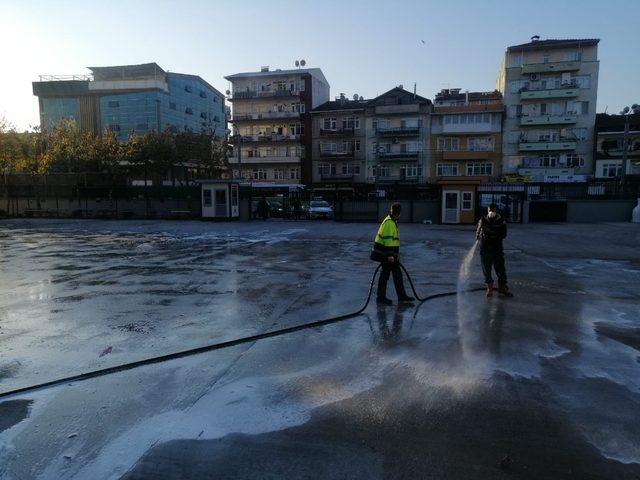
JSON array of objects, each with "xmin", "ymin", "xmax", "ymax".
[{"xmin": 200, "ymin": 180, "xmax": 240, "ymax": 219}]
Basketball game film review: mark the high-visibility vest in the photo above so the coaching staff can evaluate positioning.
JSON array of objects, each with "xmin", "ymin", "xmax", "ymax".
[{"xmin": 374, "ymin": 215, "xmax": 400, "ymax": 254}]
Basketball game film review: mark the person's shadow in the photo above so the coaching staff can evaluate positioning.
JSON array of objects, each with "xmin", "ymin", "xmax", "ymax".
[{"xmin": 371, "ymin": 305, "xmax": 406, "ymax": 346}]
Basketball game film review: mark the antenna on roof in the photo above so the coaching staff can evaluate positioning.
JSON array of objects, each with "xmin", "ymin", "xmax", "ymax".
[
  {"xmin": 300, "ymin": 59, "xmax": 306, "ymax": 66},
  {"xmin": 295, "ymin": 60, "xmax": 300, "ymax": 68},
  {"xmin": 531, "ymin": 35, "xmax": 540, "ymax": 42}
]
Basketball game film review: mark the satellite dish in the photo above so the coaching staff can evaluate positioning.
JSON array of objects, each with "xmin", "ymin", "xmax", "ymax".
[
  {"xmin": 295, "ymin": 60, "xmax": 300, "ymax": 67},
  {"xmin": 353, "ymin": 94, "xmax": 359, "ymax": 101},
  {"xmin": 621, "ymin": 106, "xmax": 630, "ymax": 114},
  {"xmin": 359, "ymin": 96, "xmax": 364, "ymax": 101},
  {"xmin": 300, "ymin": 59, "xmax": 306, "ymax": 66},
  {"xmin": 225, "ymin": 90, "xmax": 230, "ymax": 95}
]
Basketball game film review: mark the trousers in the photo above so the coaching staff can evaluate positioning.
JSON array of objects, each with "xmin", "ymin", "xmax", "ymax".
[
  {"xmin": 378, "ymin": 260, "xmax": 408, "ymax": 299},
  {"xmin": 480, "ymin": 247, "xmax": 507, "ymax": 286}
]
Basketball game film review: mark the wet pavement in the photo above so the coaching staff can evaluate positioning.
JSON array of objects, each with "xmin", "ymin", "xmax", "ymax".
[{"xmin": 0, "ymin": 219, "xmax": 639, "ymax": 479}]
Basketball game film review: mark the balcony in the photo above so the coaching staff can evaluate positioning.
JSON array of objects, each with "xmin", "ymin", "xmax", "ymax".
[
  {"xmin": 519, "ymin": 114, "xmax": 577, "ymax": 126},
  {"xmin": 230, "ymin": 90, "xmax": 300, "ymax": 101},
  {"xmin": 319, "ymin": 128, "xmax": 355, "ymax": 137},
  {"xmin": 320, "ymin": 173, "xmax": 355, "ymax": 182},
  {"xmin": 237, "ymin": 134, "xmax": 303, "ymax": 143},
  {"xmin": 521, "ymin": 61, "xmax": 581, "ymax": 74},
  {"xmin": 441, "ymin": 150, "xmax": 493, "ymax": 160},
  {"xmin": 519, "ymin": 87, "xmax": 579, "ymax": 100},
  {"xmin": 230, "ymin": 111, "xmax": 300, "ymax": 122},
  {"xmin": 228, "ymin": 156, "xmax": 302, "ymax": 164},
  {"xmin": 377, "ymin": 151, "xmax": 421, "ymax": 161},
  {"xmin": 519, "ymin": 141, "xmax": 577, "ymax": 151},
  {"xmin": 376, "ymin": 174, "xmax": 425, "ymax": 183},
  {"xmin": 319, "ymin": 151, "xmax": 356, "ymax": 159},
  {"xmin": 376, "ymin": 126, "xmax": 421, "ymax": 137},
  {"xmin": 433, "ymin": 102, "xmax": 504, "ymax": 114}
]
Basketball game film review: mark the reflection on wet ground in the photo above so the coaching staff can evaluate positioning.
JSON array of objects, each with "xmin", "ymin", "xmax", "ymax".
[{"xmin": 0, "ymin": 220, "xmax": 639, "ymax": 479}]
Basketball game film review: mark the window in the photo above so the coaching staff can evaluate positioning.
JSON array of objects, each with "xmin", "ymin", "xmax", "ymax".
[
  {"xmin": 273, "ymin": 168, "xmax": 287, "ymax": 180},
  {"xmin": 203, "ymin": 189, "xmax": 212, "ymax": 207},
  {"xmin": 565, "ymin": 51, "xmax": 582, "ymax": 61},
  {"xmin": 107, "ymin": 101, "xmax": 119, "ymax": 108},
  {"xmin": 342, "ymin": 163, "xmax": 361, "ymax": 175},
  {"xmin": 543, "ymin": 53, "xmax": 550, "ymax": 64},
  {"xmin": 377, "ymin": 165, "xmax": 391, "ymax": 177},
  {"xmin": 580, "ymin": 101, "xmax": 589, "ymax": 115},
  {"xmin": 185, "ymin": 107, "xmax": 193, "ymax": 115},
  {"xmin": 293, "ymin": 102, "xmax": 305, "ymax": 113},
  {"xmin": 252, "ymin": 169, "xmax": 267, "ymax": 180},
  {"xmin": 400, "ymin": 164, "xmax": 422, "ymax": 178},
  {"xmin": 320, "ymin": 142, "xmax": 336, "ymax": 153},
  {"xmin": 566, "ymin": 154, "xmax": 585, "ymax": 167},
  {"xmin": 289, "ymin": 123, "xmax": 304, "ymax": 135},
  {"xmin": 323, "ymin": 117, "xmax": 337, "ymax": 130},
  {"xmin": 290, "ymin": 168, "xmax": 300, "ymax": 180},
  {"xmin": 436, "ymin": 163, "xmax": 459, "ymax": 176},
  {"xmin": 185, "ymin": 85, "xmax": 192, "ymax": 93},
  {"xmin": 466, "ymin": 163, "xmax": 493, "ymax": 176},
  {"xmin": 169, "ymin": 102, "xmax": 177, "ymax": 110},
  {"xmin": 572, "ymin": 75, "xmax": 590, "ymax": 89},
  {"xmin": 437, "ymin": 137, "xmax": 460, "ymax": 151},
  {"xmin": 600, "ymin": 162, "xmax": 622, "ymax": 178},
  {"xmin": 568, "ymin": 128, "xmax": 587, "ymax": 141},
  {"xmin": 342, "ymin": 117, "xmax": 360, "ymax": 129},
  {"xmin": 108, "ymin": 124, "xmax": 120, "ymax": 132},
  {"xmin": 468, "ymin": 137, "xmax": 494, "ymax": 151},
  {"xmin": 354, "ymin": 140, "xmax": 361, "ymax": 152},
  {"xmin": 199, "ymin": 91, "xmax": 207, "ymax": 98},
  {"xmin": 462, "ymin": 192, "xmax": 473, "ymax": 211},
  {"xmin": 318, "ymin": 163, "xmax": 336, "ymax": 176}
]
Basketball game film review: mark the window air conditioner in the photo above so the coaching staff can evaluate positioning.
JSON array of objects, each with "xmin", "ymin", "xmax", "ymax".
[{"xmin": 530, "ymin": 73, "xmax": 539, "ymax": 81}]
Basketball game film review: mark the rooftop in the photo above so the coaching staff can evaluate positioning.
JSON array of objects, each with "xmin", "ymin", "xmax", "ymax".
[
  {"xmin": 225, "ymin": 67, "xmax": 328, "ymax": 86},
  {"xmin": 434, "ymin": 88, "xmax": 502, "ymax": 102},
  {"xmin": 507, "ymin": 38, "xmax": 600, "ymax": 52},
  {"xmin": 88, "ymin": 63, "xmax": 166, "ymax": 81},
  {"xmin": 312, "ymin": 98, "xmax": 369, "ymax": 113}
]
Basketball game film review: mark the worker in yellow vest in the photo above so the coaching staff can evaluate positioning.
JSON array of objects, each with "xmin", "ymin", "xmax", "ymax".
[{"xmin": 372, "ymin": 203, "xmax": 414, "ymax": 305}]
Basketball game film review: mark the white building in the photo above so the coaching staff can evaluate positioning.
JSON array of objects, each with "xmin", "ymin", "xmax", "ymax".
[
  {"xmin": 497, "ymin": 37, "xmax": 599, "ymax": 182},
  {"xmin": 225, "ymin": 67, "xmax": 330, "ymax": 186}
]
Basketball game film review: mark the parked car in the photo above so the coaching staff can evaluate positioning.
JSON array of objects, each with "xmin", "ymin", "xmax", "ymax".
[
  {"xmin": 308, "ymin": 200, "xmax": 333, "ymax": 220},
  {"xmin": 267, "ymin": 200, "xmax": 286, "ymax": 217}
]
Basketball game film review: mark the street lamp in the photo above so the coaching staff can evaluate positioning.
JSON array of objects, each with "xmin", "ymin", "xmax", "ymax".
[{"xmin": 619, "ymin": 104, "xmax": 639, "ymax": 193}]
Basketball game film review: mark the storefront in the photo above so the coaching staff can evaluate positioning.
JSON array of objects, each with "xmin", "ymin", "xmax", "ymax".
[{"xmin": 476, "ymin": 184, "xmax": 526, "ymax": 223}]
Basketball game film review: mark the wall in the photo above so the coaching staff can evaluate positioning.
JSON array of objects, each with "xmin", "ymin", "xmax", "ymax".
[
  {"xmin": 335, "ymin": 200, "xmax": 439, "ymax": 223},
  {"xmin": 566, "ymin": 199, "xmax": 636, "ymax": 223}
]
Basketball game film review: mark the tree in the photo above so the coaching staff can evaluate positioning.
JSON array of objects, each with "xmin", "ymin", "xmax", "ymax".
[{"xmin": 41, "ymin": 119, "xmax": 95, "ymax": 173}]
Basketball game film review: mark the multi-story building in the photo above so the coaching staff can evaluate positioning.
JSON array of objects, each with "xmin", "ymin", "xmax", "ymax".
[
  {"xmin": 430, "ymin": 88, "xmax": 504, "ymax": 224},
  {"xmin": 365, "ymin": 87, "xmax": 431, "ymax": 186},
  {"xmin": 225, "ymin": 66, "xmax": 329, "ymax": 185},
  {"xmin": 497, "ymin": 37, "xmax": 599, "ymax": 182},
  {"xmin": 311, "ymin": 94, "xmax": 368, "ymax": 187},
  {"xmin": 594, "ymin": 113, "xmax": 640, "ymax": 178},
  {"xmin": 32, "ymin": 63, "xmax": 226, "ymax": 141}
]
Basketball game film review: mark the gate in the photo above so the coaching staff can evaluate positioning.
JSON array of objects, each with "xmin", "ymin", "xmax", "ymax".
[{"xmin": 529, "ymin": 201, "xmax": 567, "ymax": 222}]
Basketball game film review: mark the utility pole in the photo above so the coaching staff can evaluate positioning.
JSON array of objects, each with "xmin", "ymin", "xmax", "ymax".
[{"xmin": 621, "ymin": 113, "xmax": 629, "ymax": 195}]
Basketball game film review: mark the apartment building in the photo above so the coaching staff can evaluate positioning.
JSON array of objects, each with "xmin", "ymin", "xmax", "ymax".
[
  {"xmin": 365, "ymin": 87, "xmax": 431, "ymax": 185},
  {"xmin": 225, "ymin": 66, "xmax": 329, "ymax": 185},
  {"xmin": 32, "ymin": 63, "xmax": 226, "ymax": 141},
  {"xmin": 594, "ymin": 113, "xmax": 640, "ymax": 178},
  {"xmin": 311, "ymin": 94, "xmax": 368, "ymax": 186},
  {"xmin": 430, "ymin": 88, "xmax": 504, "ymax": 224},
  {"xmin": 497, "ymin": 37, "xmax": 599, "ymax": 182}
]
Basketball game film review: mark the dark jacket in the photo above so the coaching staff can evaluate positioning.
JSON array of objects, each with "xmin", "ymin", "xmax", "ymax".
[{"xmin": 476, "ymin": 213, "xmax": 507, "ymax": 250}]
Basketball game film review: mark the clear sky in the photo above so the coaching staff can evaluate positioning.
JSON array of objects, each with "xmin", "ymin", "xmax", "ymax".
[{"xmin": 1, "ymin": 0, "xmax": 638, "ymax": 131}]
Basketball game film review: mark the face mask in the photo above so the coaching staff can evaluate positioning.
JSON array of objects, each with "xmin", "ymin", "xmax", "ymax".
[{"xmin": 488, "ymin": 211, "xmax": 497, "ymax": 219}]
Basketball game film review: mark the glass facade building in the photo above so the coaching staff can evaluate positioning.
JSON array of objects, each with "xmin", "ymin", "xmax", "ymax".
[{"xmin": 33, "ymin": 63, "xmax": 225, "ymax": 141}]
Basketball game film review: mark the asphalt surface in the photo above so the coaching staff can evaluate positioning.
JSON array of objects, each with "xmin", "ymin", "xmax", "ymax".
[{"xmin": 0, "ymin": 219, "xmax": 639, "ymax": 479}]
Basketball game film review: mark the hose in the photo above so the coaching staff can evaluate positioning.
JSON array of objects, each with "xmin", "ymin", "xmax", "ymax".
[{"xmin": 0, "ymin": 263, "xmax": 481, "ymax": 399}]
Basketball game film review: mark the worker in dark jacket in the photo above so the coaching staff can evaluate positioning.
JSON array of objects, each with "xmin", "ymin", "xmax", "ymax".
[
  {"xmin": 476, "ymin": 203, "xmax": 513, "ymax": 298},
  {"xmin": 373, "ymin": 203, "xmax": 414, "ymax": 305}
]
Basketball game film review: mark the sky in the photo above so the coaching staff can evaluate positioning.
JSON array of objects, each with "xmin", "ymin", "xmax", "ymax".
[{"xmin": 1, "ymin": 0, "xmax": 638, "ymax": 131}]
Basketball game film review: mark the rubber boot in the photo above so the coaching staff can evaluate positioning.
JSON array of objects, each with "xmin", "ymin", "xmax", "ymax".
[
  {"xmin": 485, "ymin": 283, "xmax": 494, "ymax": 298},
  {"xmin": 498, "ymin": 284, "xmax": 513, "ymax": 298}
]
